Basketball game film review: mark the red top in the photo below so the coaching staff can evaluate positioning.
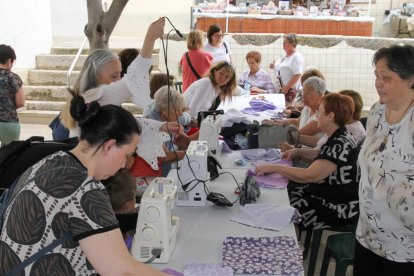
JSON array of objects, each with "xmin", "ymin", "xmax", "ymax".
[{"xmin": 180, "ymin": 49, "xmax": 213, "ymax": 93}]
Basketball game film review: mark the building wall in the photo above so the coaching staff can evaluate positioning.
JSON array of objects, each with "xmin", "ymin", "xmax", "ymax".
[{"xmin": 0, "ymin": 0, "xmax": 52, "ymax": 70}]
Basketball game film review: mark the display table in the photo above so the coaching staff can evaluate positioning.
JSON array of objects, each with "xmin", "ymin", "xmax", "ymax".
[
  {"xmin": 151, "ymin": 151, "xmax": 300, "ymax": 275},
  {"xmin": 194, "ymin": 12, "xmax": 375, "ymax": 36}
]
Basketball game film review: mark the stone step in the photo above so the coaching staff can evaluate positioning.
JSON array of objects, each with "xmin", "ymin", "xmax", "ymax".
[
  {"xmin": 28, "ymin": 69, "xmax": 79, "ymax": 86},
  {"xmin": 50, "ymin": 47, "xmax": 160, "ymax": 55},
  {"xmin": 24, "ymin": 85, "xmax": 69, "ymax": 101},
  {"xmin": 28, "ymin": 69, "xmax": 161, "ymax": 86},
  {"xmin": 19, "ymin": 100, "xmax": 143, "ymax": 125},
  {"xmin": 36, "ymin": 53, "xmax": 160, "ymax": 71}
]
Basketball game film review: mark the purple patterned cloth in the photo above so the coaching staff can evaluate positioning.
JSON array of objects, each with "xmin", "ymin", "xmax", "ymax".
[
  {"xmin": 222, "ymin": 236, "xmax": 304, "ymax": 275},
  {"xmin": 230, "ymin": 204, "xmax": 301, "ymax": 231},
  {"xmin": 245, "ymin": 159, "xmax": 293, "ymax": 189},
  {"xmin": 183, "ymin": 263, "xmax": 233, "ymax": 276}
]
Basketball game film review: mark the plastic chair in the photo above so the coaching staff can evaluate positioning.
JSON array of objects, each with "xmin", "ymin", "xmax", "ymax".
[
  {"xmin": 320, "ymin": 232, "xmax": 356, "ymax": 276},
  {"xmin": 175, "ymin": 81, "xmax": 183, "ymax": 93},
  {"xmin": 300, "ymin": 224, "xmax": 356, "ymax": 276}
]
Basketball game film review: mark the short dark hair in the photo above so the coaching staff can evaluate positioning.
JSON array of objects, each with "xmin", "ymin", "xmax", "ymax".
[
  {"xmin": 373, "ymin": 44, "xmax": 414, "ymax": 89},
  {"xmin": 103, "ymin": 170, "xmax": 136, "ymax": 212},
  {"xmin": 0, "ymin": 44, "xmax": 16, "ymax": 64},
  {"xmin": 118, "ymin": 48, "xmax": 139, "ymax": 77},
  {"xmin": 69, "ymin": 95, "xmax": 141, "ymax": 150},
  {"xmin": 207, "ymin": 24, "xmax": 222, "ymax": 43}
]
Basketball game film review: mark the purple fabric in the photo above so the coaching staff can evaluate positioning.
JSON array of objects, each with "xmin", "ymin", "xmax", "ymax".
[
  {"xmin": 222, "ymin": 236, "xmax": 304, "ymax": 275},
  {"xmin": 247, "ymin": 169, "xmax": 288, "ymax": 189},
  {"xmin": 242, "ymin": 107, "xmax": 261, "ymax": 116},
  {"xmin": 183, "ymin": 263, "xmax": 233, "ymax": 276},
  {"xmin": 245, "ymin": 159, "xmax": 293, "ymax": 189},
  {"xmin": 249, "ymin": 99, "xmax": 277, "ymax": 111}
]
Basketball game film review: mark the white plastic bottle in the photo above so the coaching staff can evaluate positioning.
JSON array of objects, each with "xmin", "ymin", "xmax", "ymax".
[{"xmin": 244, "ymin": 81, "xmax": 251, "ymax": 97}]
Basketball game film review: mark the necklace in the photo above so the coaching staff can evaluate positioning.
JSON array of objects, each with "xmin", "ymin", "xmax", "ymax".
[{"xmin": 379, "ymin": 98, "xmax": 414, "ymax": 152}]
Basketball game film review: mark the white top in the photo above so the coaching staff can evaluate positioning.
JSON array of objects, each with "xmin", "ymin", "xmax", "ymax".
[
  {"xmin": 273, "ymin": 51, "xmax": 304, "ymax": 92},
  {"xmin": 356, "ymin": 102, "xmax": 414, "ymax": 262},
  {"xmin": 316, "ymin": 120, "xmax": 366, "ymax": 150},
  {"xmin": 299, "ymin": 106, "xmax": 317, "ymax": 129},
  {"xmin": 73, "ymin": 55, "xmax": 167, "ymax": 170},
  {"xmin": 204, "ymin": 42, "xmax": 231, "ymax": 64},
  {"xmin": 184, "ymin": 77, "xmax": 220, "ymax": 117}
]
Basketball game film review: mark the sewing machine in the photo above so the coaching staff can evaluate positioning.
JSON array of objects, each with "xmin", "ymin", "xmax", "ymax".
[
  {"xmin": 199, "ymin": 113, "xmax": 222, "ymax": 158},
  {"xmin": 167, "ymin": 140, "xmax": 209, "ymax": 206},
  {"xmin": 131, "ymin": 177, "xmax": 179, "ymax": 263}
]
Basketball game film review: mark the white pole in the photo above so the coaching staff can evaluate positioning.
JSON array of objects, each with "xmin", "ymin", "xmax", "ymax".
[
  {"xmin": 368, "ymin": 0, "xmax": 372, "ymax": 17},
  {"xmin": 226, "ymin": 0, "xmax": 229, "ymax": 33}
]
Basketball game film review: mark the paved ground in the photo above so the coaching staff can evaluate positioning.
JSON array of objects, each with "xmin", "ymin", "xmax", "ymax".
[{"xmin": 20, "ymin": 123, "xmax": 52, "ymax": 141}]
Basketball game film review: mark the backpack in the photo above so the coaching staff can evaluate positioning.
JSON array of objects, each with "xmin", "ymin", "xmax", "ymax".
[
  {"xmin": 0, "ymin": 136, "xmax": 78, "ymax": 191},
  {"xmin": 0, "ymin": 136, "xmax": 76, "ymax": 275}
]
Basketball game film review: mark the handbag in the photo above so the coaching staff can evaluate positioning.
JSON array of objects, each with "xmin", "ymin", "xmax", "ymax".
[
  {"xmin": 277, "ymin": 70, "xmax": 297, "ymax": 103},
  {"xmin": 258, "ymin": 124, "xmax": 291, "ymax": 149}
]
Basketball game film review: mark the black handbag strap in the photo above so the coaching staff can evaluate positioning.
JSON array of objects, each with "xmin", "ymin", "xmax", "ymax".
[
  {"xmin": 185, "ymin": 52, "xmax": 201, "ymax": 80},
  {"xmin": 223, "ymin": 42, "xmax": 228, "ymax": 54}
]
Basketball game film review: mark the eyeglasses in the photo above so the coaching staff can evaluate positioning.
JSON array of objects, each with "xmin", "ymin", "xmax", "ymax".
[{"xmin": 213, "ymin": 33, "xmax": 224, "ymax": 38}]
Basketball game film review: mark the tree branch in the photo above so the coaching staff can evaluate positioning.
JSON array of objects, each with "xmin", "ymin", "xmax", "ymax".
[{"xmin": 104, "ymin": 0, "xmax": 129, "ymax": 39}]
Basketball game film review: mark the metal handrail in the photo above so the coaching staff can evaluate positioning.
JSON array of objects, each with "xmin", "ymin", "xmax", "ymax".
[{"xmin": 67, "ymin": 37, "xmax": 88, "ymax": 88}]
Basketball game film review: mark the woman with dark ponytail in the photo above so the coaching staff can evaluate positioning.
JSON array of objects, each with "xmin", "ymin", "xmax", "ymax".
[{"xmin": 0, "ymin": 95, "xmax": 165, "ymax": 275}]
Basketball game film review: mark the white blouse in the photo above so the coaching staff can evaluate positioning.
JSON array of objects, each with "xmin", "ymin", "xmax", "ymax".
[
  {"xmin": 80, "ymin": 55, "xmax": 168, "ymax": 169},
  {"xmin": 183, "ymin": 77, "xmax": 220, "ymax": 118},
  {"xmin": 356, "ymin": 102, "xmax": 414, "ymax": 262}
]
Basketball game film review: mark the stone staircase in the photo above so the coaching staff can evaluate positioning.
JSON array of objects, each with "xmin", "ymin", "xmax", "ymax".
[{"xmin": 19, "ymin": 47, "xmax": 160, "ymax": 124}]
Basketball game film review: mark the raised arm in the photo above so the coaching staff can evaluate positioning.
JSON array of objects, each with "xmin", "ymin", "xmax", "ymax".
[{"xmin": 140, "ymin": 17, "xmax": 165, "ymax": 59}]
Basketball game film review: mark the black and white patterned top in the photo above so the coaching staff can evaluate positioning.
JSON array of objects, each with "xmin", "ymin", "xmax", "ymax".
[
  {"xmin": 356, "ymin": 102, "xmax": 414, "ymax": 262},
  {"xmin": 0, "ymin": 68, "xmax": 23, "ymax": 122},
  {"xmin": 0, "ymin": 151, "xmax": 118, "ymax": 275}
]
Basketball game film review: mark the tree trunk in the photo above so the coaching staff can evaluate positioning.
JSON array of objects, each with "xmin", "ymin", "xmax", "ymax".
[{"xmin": 84, "ymin": 0, "xmax": 129, "ymax": 51}]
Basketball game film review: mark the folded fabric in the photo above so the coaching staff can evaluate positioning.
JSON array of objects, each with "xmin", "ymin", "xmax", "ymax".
[
  {"xmin": 221, "ymin": 108, "xmax": 253, "ymax": 127},
  {"xmin": 241, "ymin": 148, "xmax": 281, "ymax": 161},
  {"xmin": 249, "ymin": 99, "xmax": 277, "ymax": 111},
  {"xmin": 222, "ymin": 236, "xmax": 303, "ymax": 275},
  {"xmin": 246, "ymin": 169, "xmax": 288, "ymax": 189},
  {"xmin": 183, "ymin": 263, "xmax": 233, "ymax": 276},
  {"xmin": 230, "ymin": 203, "xmax": 298, "ymax": 231},
  {"xmin": 244, "ymin": 159, "xmax": 292, "ymax": 189},
  {"xmin": 219, "ymin": 140, "xmax": 232, "ymax": 153}
]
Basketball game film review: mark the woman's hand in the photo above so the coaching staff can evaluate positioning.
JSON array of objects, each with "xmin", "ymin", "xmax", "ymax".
[
  {"xmin": 281, "ymin": 86, "xmax": 290, "ymax": 94},
  {"xmin": 148, "ymin": 17, "xmax": 165, "ymax": 41},
  {"xmin": 160, "ymin": 121, "xmax": 183, "ymax": 136},
  {"xmin": 279, "ymin": 141, "xmax": 294, "ymax": 152},
  {"xmin": 281, "ymin": 148, "xmax": 297, "ymax": 160},
  {"xmin": 173, "ymin": 133, "xmax": 191, "ymax": 150},
  {"xmin": 255, "ymin": 164, "xmax": 279, "ymax": 176},
  {"xmin": 269, "ymin": 60, "xmax": 275, "ymax": 69},
  {"xmin": 251, "ymin": 87, "xmax": 265, "ymax": 94}
]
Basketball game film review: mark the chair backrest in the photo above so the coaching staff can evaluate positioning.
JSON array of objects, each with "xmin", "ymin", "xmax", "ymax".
[
  {"xmin": 175, "ymin": 81, "xmax": 183, "ymax": 93},
  {"xmin": 359, "ymin": 117, "xmax": 367, "ymax": 130}
]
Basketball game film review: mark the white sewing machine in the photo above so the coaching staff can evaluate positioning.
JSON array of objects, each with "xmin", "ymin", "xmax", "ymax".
[
  {"xmin": 167, "ymin": 140, "xmax": 209, "ymax": 207},
  {"xmin": 199, "ymin": 114, "xmax": 222, "ymax": 158},
  {"xmin": 131, "ymin": 177, "xmax": 179, "ymax": 263}
]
